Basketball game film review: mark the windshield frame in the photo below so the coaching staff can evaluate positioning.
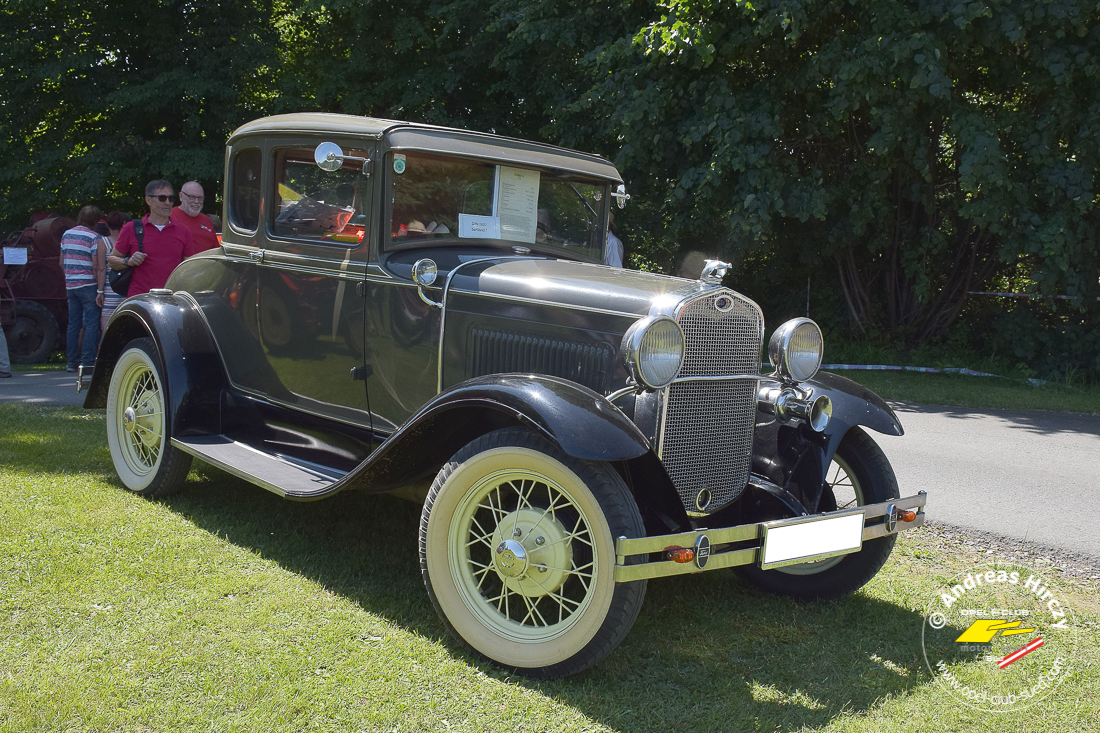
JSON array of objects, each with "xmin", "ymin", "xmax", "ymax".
[{"xmin": 381, "ymin": 149, "xmax": 612, "ymax": 264}]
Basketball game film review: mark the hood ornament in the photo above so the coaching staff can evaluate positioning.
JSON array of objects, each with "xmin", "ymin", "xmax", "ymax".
[{"xmin": 699, "ymin": 260, "xmax": 731, "ymax": 283}]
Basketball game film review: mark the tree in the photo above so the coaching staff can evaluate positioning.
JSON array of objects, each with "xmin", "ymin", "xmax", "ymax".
[
  {"xmin": 0, "ymin": 0, "xmax": 279, "ymax": 223},
  {"xmin": 565, "ymin": 0, "xmax": 1099, "ymax": 350}
]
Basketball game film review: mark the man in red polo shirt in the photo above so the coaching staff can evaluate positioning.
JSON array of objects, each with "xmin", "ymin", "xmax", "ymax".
[
  {"xmin": 171, "ymin": 181, "xmax": 220, "ymax": 252},
  {"xmin": 108, "ymin": 180, "xmax": 197, "ymax": 297}
]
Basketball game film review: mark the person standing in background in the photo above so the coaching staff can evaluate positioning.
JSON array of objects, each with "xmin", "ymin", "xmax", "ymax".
[
  {"xmin": 59, "ymin": 205, "xmax": 107, "ymax": 372},
  {"xmin": 171, "ymin": 181, "xmax": 219, "ymax": 252},
  {"xmin": 99, "ymin": 211, "xmax": 131, "ymax": 332},
  {"xmin": 108, "ymin": 180, "xmax": 196, "ymax": 296},
  {"xmin": 0, "ymin": 323, "xmax": 11, "ymax": 378},
  {"xmin": 605, "ymin": 210, "xmax": 624, "ymax": 268}
]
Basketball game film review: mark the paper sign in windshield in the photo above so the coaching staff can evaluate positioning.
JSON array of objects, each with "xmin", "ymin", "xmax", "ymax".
[
  {"xmin": 494, "ymin": 166, "xmax": 539, "ymax": 244},
  {"xmin": 459, "ymin": 214, "xmax": 501, "ymax": 239}
]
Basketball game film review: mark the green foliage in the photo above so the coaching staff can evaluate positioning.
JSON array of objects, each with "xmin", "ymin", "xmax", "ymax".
[
  {"xmin": 561, "ymin": 0, "xmax": 1099, "ymax": 372},
  {"xmin": 0, "ymin": 0, "xmax": 279, "ymax": 221},
  {"xmin": 1, "ymin": 0, "xmax": 1096, "ymax": 377}
]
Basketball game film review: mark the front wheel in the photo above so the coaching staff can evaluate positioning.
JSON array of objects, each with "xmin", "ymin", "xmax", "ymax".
[
  {"xmin": 420, "ymin": 428, "xmax": 646, "ymax": 679},
  {"xmin": 737, "ymin": 427, "xmax": 900, "ymax": 601},
  {"xmin": 106, "ymin": 337, "xmax": 192, "ymax": 497}
]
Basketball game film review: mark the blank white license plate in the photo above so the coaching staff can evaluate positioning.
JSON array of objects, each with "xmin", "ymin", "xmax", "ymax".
[{"xmin": 760, "ymin": 512, "xmax": 865, "ymax": 569}]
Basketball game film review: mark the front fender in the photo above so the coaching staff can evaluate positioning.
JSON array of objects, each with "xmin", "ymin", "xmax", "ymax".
[
  {"xmin": 345, "ymin": 374, "xmax": 651, "ymax": 493},
  {"xmin": 804, "ymin": 370, "xmax": 902, "ymax": 478},
  {"xmin": 82, "ymin": 293, "xmax": 226, "ymax": 437}
]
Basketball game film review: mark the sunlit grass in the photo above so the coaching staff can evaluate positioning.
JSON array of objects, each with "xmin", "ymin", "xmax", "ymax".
[{"xmin": 2, "ymin": 404, "xmax": 1097, "ymax": 732}]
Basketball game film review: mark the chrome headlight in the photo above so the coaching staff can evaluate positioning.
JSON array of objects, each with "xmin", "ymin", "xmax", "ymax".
[
  {"xmin": 622, "ymin": 316, "xmax": 685, "ymax": 390},
  {"xmin": 769, "ymin": 318, "xmax": 824, "ymax": 383}
]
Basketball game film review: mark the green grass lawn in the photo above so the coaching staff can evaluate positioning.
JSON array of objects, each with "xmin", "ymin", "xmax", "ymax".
[
  {"xmin": 824, "ymin": 369, "xmax": 1100, "ymax": 414},
  {"xmin": 2, "ymin": 404, "xmax": 1098, "ymax": 732}
]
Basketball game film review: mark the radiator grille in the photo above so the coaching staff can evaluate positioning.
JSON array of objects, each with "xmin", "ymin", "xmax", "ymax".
[
  {"xmin": 468, "ymin": 327, "xmax": 613, "ymax": 394},
  {"xmin": 659, "ymin": 290, "xmax": 763, "ymax": 514}
]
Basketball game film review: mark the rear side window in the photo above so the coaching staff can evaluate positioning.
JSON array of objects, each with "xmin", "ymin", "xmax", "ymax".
[{"xmin": 230, "ymin": 148, "xmax": 261, "ymax": 232}]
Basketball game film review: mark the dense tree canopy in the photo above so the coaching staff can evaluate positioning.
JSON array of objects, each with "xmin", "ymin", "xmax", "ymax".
[{"xmin": 2, "ymin": 0, "xmax": 1097, "ymax": 376}]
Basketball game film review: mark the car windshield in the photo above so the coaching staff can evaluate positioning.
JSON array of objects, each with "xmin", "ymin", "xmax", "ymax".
[{"xmin": 387, "ymin": 151, "xmax": 609, "ymax": 261}]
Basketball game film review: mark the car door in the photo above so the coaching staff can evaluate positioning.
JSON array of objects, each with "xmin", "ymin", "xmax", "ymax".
[{"xmin": 254, "ymin": 139, "xmax": 375, "ymax": 427}]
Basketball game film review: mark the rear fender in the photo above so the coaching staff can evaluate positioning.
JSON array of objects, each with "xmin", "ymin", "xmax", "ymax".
[{"xmin": 83, "ymin": 294, "xmax": 226, "ymax": 436}]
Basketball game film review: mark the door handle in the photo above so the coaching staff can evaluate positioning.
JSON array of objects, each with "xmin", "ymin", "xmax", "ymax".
[{"xmin": 248, "ymin": 250, "xmax": 265, "ymax": 263}]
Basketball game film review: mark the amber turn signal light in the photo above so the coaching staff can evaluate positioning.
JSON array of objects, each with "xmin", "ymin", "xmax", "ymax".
[
  {"xmin": 897, "ymin": 509, "xmax": 917, "ymax": 522},
  {"xmin": 665, "ymin": 546, "xmax": 695, "ymax": 564}
]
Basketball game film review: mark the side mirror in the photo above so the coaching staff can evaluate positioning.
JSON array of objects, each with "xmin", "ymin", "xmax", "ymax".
[
  {"xmin": 314, "ymin": 142, "xmax": 344, "ymax": 172},
  {"xmin": 611, "ymin": 184, "xmax": 631, "ymax": 209},
  {"xmin": 314, "ymin": 142, "xmax": 372, "ymax": 176}
]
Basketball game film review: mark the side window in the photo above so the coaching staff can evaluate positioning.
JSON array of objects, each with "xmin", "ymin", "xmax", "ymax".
[
  {"xmin": 271, "ymin": 147, "xmax": 369, "ymax": 245},
  {"xmin": 229, "ymin": 147, "xmax": 261, "ymax": 232}
]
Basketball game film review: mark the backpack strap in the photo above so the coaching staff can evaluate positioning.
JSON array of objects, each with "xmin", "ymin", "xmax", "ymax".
[{"xmin": 133, "ymin": 219, "xmax": 145, "ymax": 252}]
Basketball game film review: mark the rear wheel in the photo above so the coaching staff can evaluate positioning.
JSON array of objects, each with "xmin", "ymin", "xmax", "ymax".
[
  {"xmin": 737, "ymin": 427, "xmax": 899, "ymax": 600},
  {"xmin": 420, "ymin": 428, "xmax": 646, "ymax": 678},
  {"xmin": 106, "ymin": 338, "xmax": 191, "ymax": 497},
  {"xmin": 7, "ymin": 299, "xmax": 59, "ymax": 364}
]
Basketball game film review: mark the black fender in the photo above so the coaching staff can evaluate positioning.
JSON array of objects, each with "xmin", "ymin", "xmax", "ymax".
[
  {"xmin": 344, "ymin": 374, "xmax": 652, "ymax": 493},
  {"xmin": 747, "ymin": 371, "xmax": 902, "ymax": 514},
  {"xmin": 801, "ymin": 371, "xmax": 902, "ymax": 495},
  {"xmin": 82, "ymin": 293, "xmax": 227, "ymax": 437}
]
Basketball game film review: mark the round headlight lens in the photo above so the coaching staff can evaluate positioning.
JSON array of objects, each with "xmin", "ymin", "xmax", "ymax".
[
  {"xmin": 622, "ymin": 316, "xmax": 685, "ymax": 390},
  {"xmin": 769, "ymin": 318, "xmax": 824, "ymax": 383}
]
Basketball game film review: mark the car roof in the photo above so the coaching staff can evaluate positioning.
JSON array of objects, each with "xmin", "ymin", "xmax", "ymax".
[{"xmin": 228, "ymin": 113, "xmax": 623, "ymax": 183}]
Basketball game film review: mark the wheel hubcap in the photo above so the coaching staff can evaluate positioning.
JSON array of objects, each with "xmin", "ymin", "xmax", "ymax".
[
  {"xmin": 122, "ymin": 406, "xmax": 137, "ymax": 433},
  {"xmin": 488, "ymin": 507, "xmax": 573, "ymax": 597},
  {"xmin": 494, "ymin": 539, "xmax": 528, "ymax": 578}
]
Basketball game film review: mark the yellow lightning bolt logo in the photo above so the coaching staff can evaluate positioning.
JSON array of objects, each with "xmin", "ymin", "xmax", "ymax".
[{"xmin": 955, "ymin": 620, "xmax": 1036, "ymax": 643}]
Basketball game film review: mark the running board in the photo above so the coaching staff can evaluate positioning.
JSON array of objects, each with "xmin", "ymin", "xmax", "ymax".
[{"xmin": 172, "ymin": 435, "xmax": 346, "ymax": 498}]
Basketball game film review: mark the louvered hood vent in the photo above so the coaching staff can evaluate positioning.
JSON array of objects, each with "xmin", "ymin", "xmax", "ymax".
[{"xmin": 467, "ymin": 327, "xmax": 614, "ymax": 394}]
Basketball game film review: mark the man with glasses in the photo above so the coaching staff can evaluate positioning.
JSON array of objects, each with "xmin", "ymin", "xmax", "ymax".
[
  {"xmin": 171, "ymin": 181, "xmax": 219, "ymax": 252},
  {"xmin": 108, "ymin": 180, "xmax": 197, "ymax": 297}
]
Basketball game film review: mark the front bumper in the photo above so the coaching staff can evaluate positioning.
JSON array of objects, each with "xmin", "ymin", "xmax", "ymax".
[{"xmin": 614, "ymin": 491, "xmax": 927, "ymax": 582}]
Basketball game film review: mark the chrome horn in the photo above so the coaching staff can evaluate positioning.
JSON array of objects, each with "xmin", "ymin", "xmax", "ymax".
[{"xmin": 757, "ymin": 385, "xmax": 832, "ymax": 432}]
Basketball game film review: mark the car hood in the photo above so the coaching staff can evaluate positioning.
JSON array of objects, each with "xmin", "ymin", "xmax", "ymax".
[{"xmin": 452, "ymin": 258, "xmax": 710, "ymax": 317}]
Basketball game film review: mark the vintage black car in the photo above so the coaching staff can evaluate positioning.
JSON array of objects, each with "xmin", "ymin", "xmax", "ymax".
[{"xmin": 84, "ymin": 113, "xmax": 927, "ymax": 679}]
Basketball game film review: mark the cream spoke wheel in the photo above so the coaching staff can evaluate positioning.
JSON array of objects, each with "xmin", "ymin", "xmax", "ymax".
[
  {"xmin": 105, "ymin": 338, "xmax": 192, "ymax": 497},
  {"xmin": 421, "ymin": 430, "xmax": 646, "ymax": 678},
  {"xmin": 451, "ymin": 469, "xmax": 597, "ymax": 640}
]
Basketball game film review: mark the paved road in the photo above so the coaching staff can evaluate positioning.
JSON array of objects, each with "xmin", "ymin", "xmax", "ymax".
[
  {"xmin": 0, "ymin": 370, "xmax": 87, "ymax": 406},
  {"xmin": 878, "ymin": 402, "xmax": 1100, "ymax": 561},
  {"xmin": 2, "ymin": 374, "xmax": 1097, "ymax": 560}
]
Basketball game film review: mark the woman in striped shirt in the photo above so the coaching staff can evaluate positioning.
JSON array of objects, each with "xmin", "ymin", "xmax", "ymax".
[{"xmin": 59, "ymin": 205, "xmax": 107, "ymax": 372}]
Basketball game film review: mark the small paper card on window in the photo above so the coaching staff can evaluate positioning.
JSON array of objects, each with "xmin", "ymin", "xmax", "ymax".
[
  {"xmin": 2, "ymin": 247, "xmax": 28, "ymax": 265},
  {"xmin": 494, "ymin": 166, "xmax": 539, "ymax": 244},
  {"xmin": 458, "ymin": 214, "xmax": 501, "ymax": 239}
]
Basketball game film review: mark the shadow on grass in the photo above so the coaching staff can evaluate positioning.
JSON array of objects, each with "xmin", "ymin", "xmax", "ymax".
[{"xmin": 162, "ymin": 461, "xmax": 932, "ymax": 733}]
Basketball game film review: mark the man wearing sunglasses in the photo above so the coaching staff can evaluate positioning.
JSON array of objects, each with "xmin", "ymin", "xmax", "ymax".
[
  {"xmin": 108, "ymin": 179, "xmax": 197, "ymax": 297},
  {"xmin": 171, "ymin": 181, "xmax": 219, "ymax": 253}
]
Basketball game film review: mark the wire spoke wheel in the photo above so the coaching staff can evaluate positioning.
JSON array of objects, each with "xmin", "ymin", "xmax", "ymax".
[
  {"xmin": 105, "ymin": 338, "xmax": 191, "ymax": 497},
  {"xmin": 452, "ymin": 469, "xmax": 597, "ymax": 640},
  {"xmin": 421, "ymin": 429, "xmax": 646, "ymax": 678}
]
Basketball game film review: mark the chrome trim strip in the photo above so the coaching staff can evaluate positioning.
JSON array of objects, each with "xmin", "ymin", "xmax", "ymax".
[
  {"xmin": 456, "ymin": 287, "xmax": 644, "ymax": 320},
  {"xmin": 436, "ymin": 256, "xmax": 522, "ymax": 394},
  {"xmin": 614, "ymin": 492, "xmax": 928, "ymax": 582}
]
